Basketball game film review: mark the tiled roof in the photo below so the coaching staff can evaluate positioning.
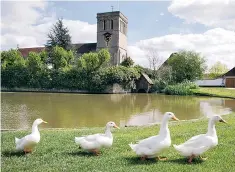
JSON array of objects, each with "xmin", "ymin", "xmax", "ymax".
[
  {"xmin": 141, "ymin": 73, "xmax": 153, "ymax": 85},
  {"xmin": 18, "ymin": 47, "xmax": 45, "ymax": 57},
  {"xmin": 73, "ymin": 43, "xmax": 97, "ymax": 54},
  {"xmin": 18, "ymin": 43, "xmax": 97, "ymax": 57}
]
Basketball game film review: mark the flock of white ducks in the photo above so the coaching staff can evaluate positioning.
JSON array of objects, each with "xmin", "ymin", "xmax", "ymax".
[{"xmin": 15, "ymin": 112, "xmax": 227, "ymax": 164}]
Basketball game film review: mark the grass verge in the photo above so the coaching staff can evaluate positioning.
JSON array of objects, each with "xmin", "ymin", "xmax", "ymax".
[
  {"xmin": 193, "ymin": 87, "xmax": 235, "ymax": 99},
  {"xmin": 1, "ymin": 114, "xmax": 235, "ymax": 172}
]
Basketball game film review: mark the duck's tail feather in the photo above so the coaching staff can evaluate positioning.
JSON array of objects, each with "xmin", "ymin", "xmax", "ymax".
[
  {"xmin": 173, "ymin": 144, "xmax": 184, "ymax": 151},
  {"xmin": 15, "ymin": 137, "xmax": 20, "ymax": 145},
  {"xmin": 128, "ymin": 143, "xmax": 137, "ymax": 151},
  {"xmin": 75, "ymin": 137, "xmax": 84, "ymax": 145}
]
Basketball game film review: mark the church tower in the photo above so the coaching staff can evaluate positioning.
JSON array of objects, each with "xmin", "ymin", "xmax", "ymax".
[{"xmin": 96, "ymin": 11, "xmax": 128, "ymax": 66}]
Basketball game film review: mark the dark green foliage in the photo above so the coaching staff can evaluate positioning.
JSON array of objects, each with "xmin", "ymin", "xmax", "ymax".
[
  {"xmin": 150, "ymin": 65, "xmax": 173, "ymax": 92},
  {"xmin": 167, "ymin": 50, "xmax": 207, "ymax": 83},
  {"xmin": 1, "ymin": 48, "xmax": 140, "ymax": 92},
  {"xmin": 120, "ymin": 57, "xmax": 134, "ymax": 67},
  {"xmin": 46, "ymin": 18, "xmax": 72, "ymax": 51},
  {"xmin": 1, "ymin": 65, "xmax": 29, "ymax": 88}
]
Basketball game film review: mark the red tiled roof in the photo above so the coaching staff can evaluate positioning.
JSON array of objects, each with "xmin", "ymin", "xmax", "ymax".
[{"xmin": 18, "ymin": 47, "xmax": 45, "ymax": 57}]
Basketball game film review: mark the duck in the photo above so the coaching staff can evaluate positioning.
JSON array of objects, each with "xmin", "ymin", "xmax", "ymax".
[
  {"xmin": 15, "ymin": 118, "xmax": 47, "ymax": 153},
  {"xmin": 129, "ymin": 112, "xmax": 179, "ymax": 161},
  {"xmin": 75, "ymin": 121, "xmax": 119, "ymax": 155},
  {"xmin": 173, "ymin": 115, "xmax": 227, "ymax": 163}
]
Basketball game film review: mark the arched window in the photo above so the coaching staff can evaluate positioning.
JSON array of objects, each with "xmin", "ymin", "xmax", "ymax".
[
  {"xmin": 103, "ymin": 20, "xmax": 106, "ymax": 30},
  {"xmin": 111, "ymin": 20, "xmax": 113, "ymax": 29}
]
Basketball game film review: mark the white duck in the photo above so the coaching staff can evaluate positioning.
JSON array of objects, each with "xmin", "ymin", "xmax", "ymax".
[
  {"xmin": 129, "ymin": 112, "xmax": 179, "ymax": 161},
  {"xmin": 15, "ymin": 118, "xmax": 47, "ymax": 153},
  {"xmin": 75, "ymin": 121, "xmax": 119, "ymax": 155},
  {"xmin": 173, "ymin": 115, "xmax": 227, "ymax": 163}
]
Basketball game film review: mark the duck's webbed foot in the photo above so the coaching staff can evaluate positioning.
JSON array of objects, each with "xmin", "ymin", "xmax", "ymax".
[
  {"xmin": 140, "ymin": 155, "xmax": 147, "ymax": 161},
  {"xmin": 157, "ymin": 156, "xmax": 168, "ymax": 161},
  {"xmin": 24, "ymin": 148, "xmax": 32, "ymax": 154},
  {"xmin": 188, "ymin": 155, "xmax": 195, "ymax": 164},
  {"xmin": 91, "ymin": 149, "xmax": 101, "ymax": 156},
  {"xmin": 199, "ymin": 155, "xmax": 208, "ymax": 161}
]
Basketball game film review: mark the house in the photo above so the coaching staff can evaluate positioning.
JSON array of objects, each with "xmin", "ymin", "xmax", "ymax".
[
  {"xmin": 221, "ymin": 67, "xmax": 235, "ymax": 88},
  {"xmin": 18, "ymin": 11, "xmax": 128, "ymax": 66},
  {"xmin": 135, "ymin": 73, "xmax": 153, "ymax": 93},
  {"xmin": 195, "ymin": 67, "xmax": 235, "ymax": 88},
  {"xmin": 194, "ymin": 78, "xmax": 224, "ymax": 87}
]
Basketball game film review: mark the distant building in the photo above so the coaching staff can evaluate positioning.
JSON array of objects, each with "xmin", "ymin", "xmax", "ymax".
[
  {"xmin": 195, "ymin": 67, "xmax": 235, "ymax": 88},
  {"xmin": 221, "ymin": 67, "xmax": 235, "ymax": 88},
  {"xmin": 134, "ymin": 73, "xmax": 153, "ymax": 93},
  {"xmin": 18, "ymin": 11, "xmax": 128, "ymax": 66}
]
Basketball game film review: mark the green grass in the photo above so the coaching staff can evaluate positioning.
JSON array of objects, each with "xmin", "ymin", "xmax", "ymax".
[
  {"xmin": 192, "ymin": 87, "xmax": 235, "ymax": 99},
  {"xmin": 1, "ymin": 114, "xmax": 235, "ymax": 172}
]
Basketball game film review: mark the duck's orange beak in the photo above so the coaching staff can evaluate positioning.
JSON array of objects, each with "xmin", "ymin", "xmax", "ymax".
[
  {"xmin": 114, "ymin": 124, "xmax": 120, "ymax": 129},
  {"xmin": 172, "ymin": 116, "xmax": 179, "ymax": 121},
  {"xmin": 43, "ymin": 121, "xmax": 48, "ymax": 124}
]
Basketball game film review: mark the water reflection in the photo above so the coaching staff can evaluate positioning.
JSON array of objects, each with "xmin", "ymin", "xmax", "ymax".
[{"xmin": 1, "ymin": 92, "xmax": 234, "ymax": 129}]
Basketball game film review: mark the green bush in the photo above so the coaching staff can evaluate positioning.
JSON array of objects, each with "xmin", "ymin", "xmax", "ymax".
[
  {"xmin": 164, "ymin": 81, "xmax": 198, "ymax": 95},
  {"xmin": 1, "ymin": 48, "xmax": 140, "ymax": 92}
]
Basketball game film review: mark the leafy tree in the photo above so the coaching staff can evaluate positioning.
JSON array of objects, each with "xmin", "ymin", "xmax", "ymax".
[
  {"xmin": 209, "ymin": 61, "xmax": 228, "ymax": 79},
  {"xmin": 50, "ymin": 46, "xmax": 74, "ymax": 70},
  {"xmin": 46, "ymin": 18, "xmax": 72, "ymax": 51},
  {"xmin": 167, "ymin": 50, "xmax": 207, "ymax": 83},
  {"xmin": 120, "ymin": 57, "xmax": 134, "ymax": 67},
  {"xmin": 39, "ymin": 50, "xmax": 48, "ymax": 64},
  {"xmin": 1, "ymin": 49, "xmax": 25, "ymax": 69},
  {"xmin": 77, "ymin": 49, "xmax": 110, "ymax": 74}
]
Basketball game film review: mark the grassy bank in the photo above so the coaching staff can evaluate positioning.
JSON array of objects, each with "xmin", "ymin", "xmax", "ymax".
[
  {"xmin": 193, "ymin": 87, "xmax": 235, "ymax": 99},
  {"xmin": 1, "ymin": 114, "xmax": 235, "ymax": 172}
]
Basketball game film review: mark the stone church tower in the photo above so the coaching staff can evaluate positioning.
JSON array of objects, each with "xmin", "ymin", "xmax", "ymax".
[{"xmin": 96, "ymin": 11, "xmax": 128, "ymax": 66}]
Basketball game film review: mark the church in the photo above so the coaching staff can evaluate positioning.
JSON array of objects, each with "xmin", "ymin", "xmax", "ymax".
[{"xmin": 18, "ymin": 11, "xmax": 128, "ymax": 66}]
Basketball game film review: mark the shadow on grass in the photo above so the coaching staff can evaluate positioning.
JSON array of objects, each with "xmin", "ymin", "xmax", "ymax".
[
  {"xmin": 124, "ymin": 157, "xmax": 158, "ymax": 165},
  {"xmin": 167, "ymin": 158, "xmax": 204, "ymax": 165},
  {"xmin": 1, "ymin": 151, "xmax": 26, "ymax": 157},
  {"xmin": 66, "ymin": 151, "xmax": 98, "ymax": 157}
]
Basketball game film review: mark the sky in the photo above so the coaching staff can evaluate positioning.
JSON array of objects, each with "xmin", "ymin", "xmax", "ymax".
[{"xmin": 1, "ymin": 0, "xmax": 235, "ymax": 69}]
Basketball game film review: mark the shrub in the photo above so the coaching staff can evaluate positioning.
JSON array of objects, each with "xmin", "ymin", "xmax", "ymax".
[{"xmin": 164, "ymin": 81, "xmax": 198, "ymax": 95}]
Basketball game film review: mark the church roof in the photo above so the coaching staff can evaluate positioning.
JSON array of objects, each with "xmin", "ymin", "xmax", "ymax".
[
  {"xmin": 18, "ymin": 43, "xmax": 97, "ymax": 57},
  {"xmin": 18, "ymin": 47, "xmax": 45, "ymax": 57},
  {"xmin": 73, "ymin": 43, "xmax": 97, "ymax": 54}
]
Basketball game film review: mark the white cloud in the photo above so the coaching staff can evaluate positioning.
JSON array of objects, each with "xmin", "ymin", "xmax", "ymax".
[
  {"xmin": 168, "ymin": 0, "xmax": 235, "ymax": 30},
  {"xmin": 1, "ymin": 1, "xmax": 96, "ymax": 50},
  {"xmin": 128, "ymin": 28, "xmax": 235, "ymax": 70}
]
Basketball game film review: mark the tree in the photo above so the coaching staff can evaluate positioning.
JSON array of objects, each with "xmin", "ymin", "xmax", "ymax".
[
  {"xmin": 167, "ymin": 50, "xmax": 207, "ymax": 83},
  {"xmin": 27, "ymin": 52, "xmax": 44, "ymax": 72},
  {"xmin": 146, "ymin": 49, "xmax": 164, "ymax": 79},
  {"xmin": 1, "ymin": 49, "xmax": 25, "ymax": 69},
  {"xmin": 77, "ymin": 49, "xmax": 110, "ymax": 74},
  {"xmin": 209, "ymin": 61, "xmax": 228, "ymax": 79},
  {"xmin": 120, "ymin": 57, "xmax": 134, "ymax": 67},
  {"xmin": 46, "ymin": 18, "xmax": 72, "ymax": 51},
  {"xmin": 50, "ymin": 46, "xmax": 74, "ymax": 70}
]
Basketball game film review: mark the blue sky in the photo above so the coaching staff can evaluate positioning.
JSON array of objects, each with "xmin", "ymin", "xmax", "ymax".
[
  {"xmin": 1, "ymin": 0, "xmax": 235, "ymax": 69},
  {"xmin": 44, "ymin": 1, "xmax": 208, "ymax": 44}
]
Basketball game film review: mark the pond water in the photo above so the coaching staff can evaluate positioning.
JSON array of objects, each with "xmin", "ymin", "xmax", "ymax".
[{"xmin": 1, "ymin": 92, "xmax": 235, "ymax": 130}]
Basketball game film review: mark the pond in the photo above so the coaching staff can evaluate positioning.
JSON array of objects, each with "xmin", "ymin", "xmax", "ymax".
[{"xmin": 1, "ymin": 92, "xmax": 235, "ymax": 130}]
